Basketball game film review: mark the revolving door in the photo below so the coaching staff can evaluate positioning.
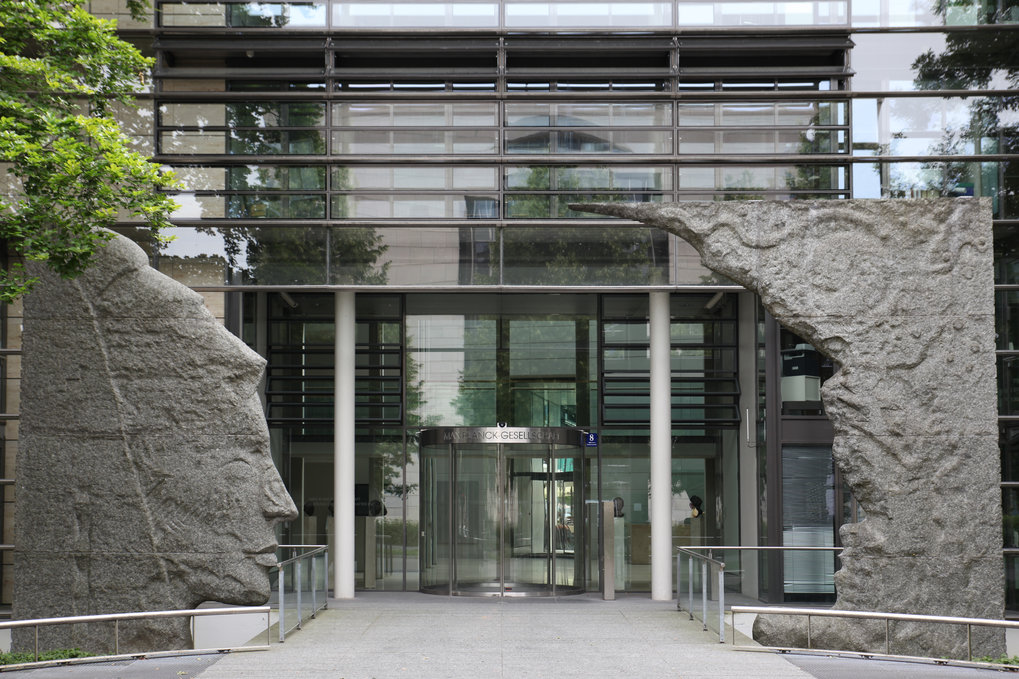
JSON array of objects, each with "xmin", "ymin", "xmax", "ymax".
[{"xmin": 419, "ymin": 427, "xmax": 586, "ymax": 596}]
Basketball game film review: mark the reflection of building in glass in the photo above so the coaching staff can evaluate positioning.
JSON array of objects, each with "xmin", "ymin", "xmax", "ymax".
[{"xmin": 0, "ymin": 0, "xmax": 1015, "ymax": 608}]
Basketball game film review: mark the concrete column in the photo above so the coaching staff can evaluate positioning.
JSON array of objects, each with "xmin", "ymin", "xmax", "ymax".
[
  {"xmin": 649, "ymin": 291, "xmax": 672, "ymax": 601},
  {"xmin": 334, "ymin": 291, "xmax": 356, "ymax": 598}
]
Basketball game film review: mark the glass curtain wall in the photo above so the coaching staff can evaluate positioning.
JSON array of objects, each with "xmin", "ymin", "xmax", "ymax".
[
  {"xmin": 120, "ymin": 1, "xmax": 1019, "ymax": 606},
  {"xmin": 600, "ymin": 294, "xmax": 741, "ymax": 590},
  {"xmin": 246, "ymin": 291, "xmax": 746, "ymax": 593}
]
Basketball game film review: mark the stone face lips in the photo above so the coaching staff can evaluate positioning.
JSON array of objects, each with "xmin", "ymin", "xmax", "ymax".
[
  {"xmin": 574, "ymin": 199, "xmax": 1003, "ymax": 658},
  {"xmin": 14, "ymin": 232, "xmax": 298, "ymax": 654}
]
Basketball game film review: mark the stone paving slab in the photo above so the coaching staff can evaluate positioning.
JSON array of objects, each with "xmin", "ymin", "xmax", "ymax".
[
  {"xmin": 193, "ymin": 593, "xmax": 816, "ymax": 679},
  {"xmin": 2, "ymin": 593, "xmax": 1007, "ymax": 678}
]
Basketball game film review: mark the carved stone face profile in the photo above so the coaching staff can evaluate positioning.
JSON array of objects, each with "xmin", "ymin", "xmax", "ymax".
[{"xmin": 14, "ymin": 232, "xmax": 298, "ymax": 652}]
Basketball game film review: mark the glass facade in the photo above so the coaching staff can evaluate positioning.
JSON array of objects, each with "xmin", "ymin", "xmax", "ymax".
[{"xmin": 0, "ymin": 0, "xmax": 1004, "ymax": 606}]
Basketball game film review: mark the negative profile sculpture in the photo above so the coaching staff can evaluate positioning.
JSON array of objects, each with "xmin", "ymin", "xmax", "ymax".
[
  {"xmin": 575, "ymin": 199, "xmax": 1003, "ymax": 658},
  {"xmin": 14, "ymin": 231, "xmax": 298, "ymax": 653}
]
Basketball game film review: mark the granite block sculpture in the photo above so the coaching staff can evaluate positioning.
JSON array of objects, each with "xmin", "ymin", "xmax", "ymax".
[
  {"xmin": 14, "ymin": 232, "xmax": 298, "ymax": 653},
  {"xmin": 574, "ymin": 199, "xmax": 1003, "ymax": 658}
]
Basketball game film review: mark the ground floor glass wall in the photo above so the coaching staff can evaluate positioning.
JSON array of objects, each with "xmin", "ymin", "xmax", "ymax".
[{"xmin": 251, "ymin": 291, "xmax": 847, "ymax": 599}]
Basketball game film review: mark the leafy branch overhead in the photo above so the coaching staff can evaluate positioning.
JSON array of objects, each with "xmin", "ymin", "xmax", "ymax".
[{"xmin": 0, "ymin": 0, "xmax": 177, "ymax": 302}]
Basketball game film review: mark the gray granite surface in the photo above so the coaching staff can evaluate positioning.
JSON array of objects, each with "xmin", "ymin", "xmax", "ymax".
[
  {"xmin": 14, "ymin": 232, "xmax": 297, "ymax": 653},
  {"xmin": 574, "ymin": 199, "xmax": 1003, "ymax": 658}
]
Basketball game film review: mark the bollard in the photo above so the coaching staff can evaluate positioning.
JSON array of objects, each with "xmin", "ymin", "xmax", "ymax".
[{"xmin": 601, "ymin": 501, "xmax": 615, "ymax": 601}]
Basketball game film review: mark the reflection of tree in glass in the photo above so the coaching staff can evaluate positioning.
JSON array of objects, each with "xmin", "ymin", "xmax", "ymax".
[
  {"xmin": 912, "ymin": 26, "xmax": 1019, "ymax": 208},
  {"xmin": 509, "ymin": 166, "xmax": 668, "ymax": 285},
  {"xmin": 202, "ymin": 226, "xmax": 389, "ymax": 285},
  {"xmin": 227, "ymin": 3, "xmax": 290, "ymax": 28}
]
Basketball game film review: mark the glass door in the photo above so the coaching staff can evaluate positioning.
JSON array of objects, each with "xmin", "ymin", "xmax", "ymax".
[
  {"xmin": 419, "ymin": 427, "xmax": 586, "ymax": 596},
  {"xmin": 503, "ymin": 444, "xmax": 552, "ymax": 593},
  {"xmin": 452, "ymin": 443, "xmax": 501, "ymax": 594}
]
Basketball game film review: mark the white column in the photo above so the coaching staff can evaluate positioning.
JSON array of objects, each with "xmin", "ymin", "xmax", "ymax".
[
  {"xmin": 334, "ymin": 291, "xmax": 356, "ymax": 599},
  {"xmin": 650, "ymin": 291, "xmax": 672, "ymax": 600}
]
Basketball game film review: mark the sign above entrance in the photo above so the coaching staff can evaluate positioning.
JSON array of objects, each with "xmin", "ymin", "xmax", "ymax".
[{"xmin": 419, "ymin": 426, "xmax": 585, "ymax": 448}]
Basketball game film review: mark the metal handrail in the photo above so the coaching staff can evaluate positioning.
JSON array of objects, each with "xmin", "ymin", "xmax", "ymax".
[
  {"xmin": 0, "ymin": 606, "xmax": 270, "ymax": 669},
  {"xmin": 676, "ymin": 545, "xmax": 845, "ymax": 644},
  {"xmin": 731, "ymin": 605, "xmax": 1019, "ymax": 666},
  {"xmin": 680, "ymin": 545, "xmax": 843, "ymax": 552},
  {"xmin": 676, "ymin": 547, "xmax": 726, "ymax": 643},
  {"xmin": 276, "ymin": 544, "xmax": 328, "ymax": 643}
]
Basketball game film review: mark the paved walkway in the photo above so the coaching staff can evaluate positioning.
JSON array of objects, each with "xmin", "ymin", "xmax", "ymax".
[{"xmin": 5, "ymin": 593, "xmax": 1010, "ymax": 678}]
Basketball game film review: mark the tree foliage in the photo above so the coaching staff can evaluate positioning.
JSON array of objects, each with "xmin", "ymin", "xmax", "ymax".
[{"xmin": 0, "ymin": 0, "xmax": 176, "ymax": 301}]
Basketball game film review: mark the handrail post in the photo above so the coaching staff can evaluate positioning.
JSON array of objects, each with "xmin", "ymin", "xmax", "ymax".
[
  {"xmin": 676, "ymin": 550, "xmax": 682, "ymax": 610},
  {"xmin": 967, "ymin": 623, "xmax": 972, "ymax": 661},
  {"xmin": 885, "ymin": 618, "xmax": 890, "ymax": 655},
  {"xmin": 311, "ymin": 552, "xmax": 318, "ymax": 619},
  {"xmin": 718, "ymin": 566, "xmax": 725, "ymax": 643},
  {"xmin": 278, "ymin": 565, "xmax": 286, "ymax": 643},
  {"xmin": 806, "ymin": 614, "xmax": 812, "ymax": 649},
  {"xmin": 325, "ymin": 550, "xmax": 330, "ymax": 604},
  {"xmin": 115, "ymin": 619, "xmax": 120, "ymax": 655},
  {"xmin": 701, "ymin": 560, "xmax": 708, "ymax": 632},
  {"xmin": 688, "ymin": 557, "xmax": 693, "ymax": 621},
  {"xmin": 34, "ymin": 624, "xmax": 38, "ymax": 661},
  {"xmin": 296, "ymin": 556, "xmax": 303, "ymax": 630}
]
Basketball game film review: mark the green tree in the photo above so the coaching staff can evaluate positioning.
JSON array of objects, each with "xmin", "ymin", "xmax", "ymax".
[{"xmin": 0, "ymin": 0, "xmax": 177, "ymax": 301}]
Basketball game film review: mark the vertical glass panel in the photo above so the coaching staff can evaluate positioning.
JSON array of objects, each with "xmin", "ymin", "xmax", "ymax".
[
  {"xmin": 406, "ymin": 313, "xmax": 497, "ymax": 426},
  {"xmin": 505, "ymin": 103, "xmax": 553, "ymax": 126},
  {"xmin": 225, "ymin": 2, "xmax": 327, "ymax": 27},
  {"xmin": 555, "ymin": 445, "xmax": 585, "ymax": 590},
  {"xmin": 555, "ymin": 102, "xmax": 673, "ymax": 126},
  {"xmin": 677, "ymin": 130, "xmax": 715, "ymax": 154},
  {"xmin": 419, "ymin": 440, "xmax": 450, "ymax": 592},
  {"xmin": 999, "ymin": 355, "xmax": 1019, "ymax": 416},
  {"xmin": 853, "ymin": 161, "xmax": 1003, "ymax": 214},
  {"xmin": 356, "ymin": 430, "xmax": 405, "ymax": 590},
  {"xmin": 782, "ymin": 445, "xmax": 836, "ymax": 598},
  {"xmin": 503, "ymin": 1, "xmax": 672, "ymax": 28},
  {"xmin": 1002, "ymin": 424, "xmax": 1019, "ymax": 483},
  {"xmin": 997, "ymin": 290, "xmax": 1019, "ymax": 351},
  {"xmin": 502, "ymin": 227, "xmax": 669, "ymax": 285},
  {"xmin": 1007, "ymin": 553, "xmax": 1019, "ymax": 611},
  {"xmin": 333, "ymin": 194, "xmax": 497, "ymax": 219},
  {"xmin": 333, "ymin": 2, "xmax": 499, "ymax": 28},
  {"xmin": 503, "ymin": 446, "xmax": 552, "ymax": 592},
  {"xmin": 333, "ymin": 130, "xmax": 498, "ymax": 154},
  {"xmin": 598, "ymin": 430, "xmax": 650, "ymax": 590},
  {"xmin": 160, "ymin": 2, "xmax": 228, "ymax": 26},
  {"xmin": 452, "ymin": 443, "xmax": 501, "ymax": 593},
  {"xmin": 160, "ymin": 131, "xmax": 227, "ymax": 154},
  {"xmin": 226, "ymin": 102, "xmax": 325, "ymax": 127},
  {"xmin": 333, "ymin": 102, "xmax": 497, "ymax": 126},
  {"xmin": 995, "ymin": 225, "xmax": 1019, "ymax": 284},
  {"xmin": 1004, "ymin": 487, "xmax": 1019, "ymax": 549},
  {"xmin": 678, "ymin": 103, "xmax": 716, "ymax": 126},
  {"xmin": 720, "ymin": 103, "xmax": 775, "ymax": 125},
  {"xmin": 505, "ymin": 130, "xmax": 552, "ymax": 153}
]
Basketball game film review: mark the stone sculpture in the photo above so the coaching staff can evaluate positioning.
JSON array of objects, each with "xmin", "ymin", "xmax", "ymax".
[
  {"xmin": 14, "ymin": 232, "xmax": 298, "ymax": 653},
  {"xmin": 574, "ymin": 199, "xmax": 1003, "ymax": 658}
]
